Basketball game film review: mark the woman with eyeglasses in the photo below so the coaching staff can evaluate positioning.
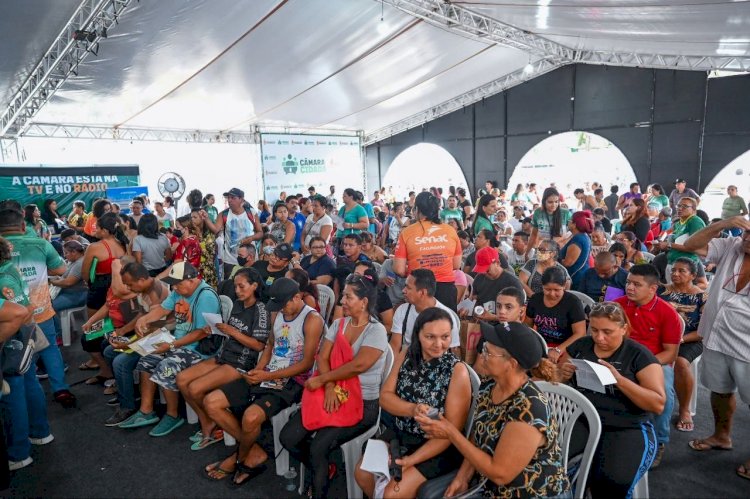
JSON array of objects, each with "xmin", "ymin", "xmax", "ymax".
[
  {"xmin": 355, "ymin": 307, "xmax": 471, "ymax": 498},
  {"xmin": 657, "ymin": 257, "xmax": 707, "ymax": 433},
  {"xmin": 296, "ymin": 236, "xmax": 335, "ymax": 287},
  {"xmin": 559, "ymin": 302, "xmax": 665, "ymax": 498},
  {"xmin": 526, "ymin": 187, "xmax": 572, "ymax": 257},
  {"xmin": 280, "ymin": 273, "xmax": 388, "ymax": 499},
  {"xmin": 525, "ymin": 266, "xmax": 586, "ymax": 363},
  {"xmin": 655, "ymin": 197, "xmax": 706, "ymax": 283},
  {"xmin": 417, "ymin": 321, "xmax": 569, "ymax": 498},
  {"xmin": 518, "ymin": 239, "xmax": 571, "ymax": 297}
]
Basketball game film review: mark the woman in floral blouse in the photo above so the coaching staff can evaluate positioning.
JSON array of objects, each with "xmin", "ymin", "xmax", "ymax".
[
  {"xmin": 355, "ymin": 307, "xmax": 471, "ymax": 499},
  {"xmin": 190, "ymin": 209, "xmax": 217, "ymax": 288},
  {"xmin": 417, "ymin": 321, "xmax": 570, "ymax": 499}
]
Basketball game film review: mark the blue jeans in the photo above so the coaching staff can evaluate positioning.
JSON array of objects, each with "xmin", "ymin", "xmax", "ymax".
[
  {"xmin": 0, "ymin": 365, "xmax": 50, "ymax": 461},
  {"xmin": 103, "ymin": 345, "xmax": 140, "ymax": 410},
  {"xmin": 51, "ymin": 290, "xmax": 87, "ymax": 338},
  {"xmin": 654, "ymin": 365, "xmax": 675, "ymax": 445},
  {"xmin": 35, "ymin": 318, "xmax": 70, "ymax": 393}
]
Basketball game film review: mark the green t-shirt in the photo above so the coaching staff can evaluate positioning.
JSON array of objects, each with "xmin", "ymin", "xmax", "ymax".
[
  {"xmin": 721, "ymin": 196, "xmax": 747, "ymax": 219},
  {"xmin": 650, "ymin": 194, "xmax": 670, "ymax": 211},
  {"xmin": 531, "ymin": 208, "xmax": 572, "ymax": 239},
  {"xmin": 668, "ymin": 215, "xmax": 706, "ymax": 263},
  {"xmin": 206, "ymin": 205, "xmax": 219, "ymax": 224},
  {"xmin": 473, "ymin": 216, "xmax": 495, "ymax": 235},
  {"xmin": 2, "ymin": 233, "xmax": 64, "ymax": 322},
  {"xmin": 336, "ymin": 204, "xmax": 368, "ymax": 238},
  {"xmin": 0, "ymin": 260, "xmax": 30, "ymax": 307},
  {"xmin": 440, "ymin": 208, "xmax": 463, "ymax": 224}
]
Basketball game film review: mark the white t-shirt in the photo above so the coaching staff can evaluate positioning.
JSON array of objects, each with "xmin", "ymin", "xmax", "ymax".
[
  {"xmin": 391, "ymin": 300, "xmax": 460, "ymax": 349},
  {"xmin": 222, "ymin": 210, "xmax": 255, "ymax": 265},
  {"xmin": 303, "ymin": 214, "xmax": 333, "ymax": 248}
]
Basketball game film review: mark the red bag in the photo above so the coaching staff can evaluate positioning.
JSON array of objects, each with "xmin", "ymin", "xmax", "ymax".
[{"xmin": 301, "ymin": 319, "xmax": 364, "ymax": 430}]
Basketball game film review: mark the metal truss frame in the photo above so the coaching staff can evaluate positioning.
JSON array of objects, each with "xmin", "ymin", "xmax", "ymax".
[
  {"xmin": 0, "ymin": 0, "xmax": 133, "ymax": 138},
  {"xmin": 576, "ymin": 51, "xmax": 750, "ymax": 72},
  {"xmin": 22, "ymin": 123, "xmax": 259, "ymax": 144},
  {"xmin": 20, "ymin": 123, "xmax": 361, "ymax": 144},
  {"xmin": 381, "ymin": 0, "xmax": 574, "ymax": 60},
  {"xmin": 363, "ymin": 58, "xmax": 563, "ymax": 145}
]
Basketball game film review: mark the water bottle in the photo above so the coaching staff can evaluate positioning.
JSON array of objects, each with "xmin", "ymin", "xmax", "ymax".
[{"xmin": 284, "ymin": 466, "xmax": 298, "ymax": 492}]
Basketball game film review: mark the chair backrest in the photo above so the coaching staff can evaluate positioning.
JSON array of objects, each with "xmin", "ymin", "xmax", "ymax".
[
  {"xmin": 641, "ymin": 252, "xmax": 655, "ymax": 263},
  {"xmin": 677, "ymin": 313, "xmax": 686, "ymax": 337},
  {"xmin": 219, "ymin": 295, "xmax": 234, "ymax": 322},
  {"xmin": 535, "ymin": 381, "xmax": 602, "ymax": 499},
  {"xmin": 381, "ymin": 344, "xmax": 395, "ymax": 388},
  {"xmin": 464, "ymin": 363, "xmax": 481, "ymax": 438},
  {"xmin": 568, "ymin": 290, "xmax": 595, "ymax": 311},
  {"xmin": 531, "ymin": 329, "xmax": 549, "ymax": 354},
  {"xmin": 316, "ymin": 284, "xmax": 335, "ymax": 323}
]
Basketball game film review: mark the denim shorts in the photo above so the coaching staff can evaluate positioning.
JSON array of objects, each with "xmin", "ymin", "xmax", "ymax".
[{"xmin": 135, "ymin": 348, "xmax": 203, "ymax": 391}]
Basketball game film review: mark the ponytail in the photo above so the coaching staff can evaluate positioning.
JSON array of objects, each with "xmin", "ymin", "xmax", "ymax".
[{"xmin": 415, "ymin": 191, "xmax": 441, "ymax": 224}]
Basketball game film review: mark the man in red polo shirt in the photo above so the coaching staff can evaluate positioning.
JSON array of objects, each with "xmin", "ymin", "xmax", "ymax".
[{"xmin": 615, "ymin": 264, "xmax": 681, "ymax": 469}]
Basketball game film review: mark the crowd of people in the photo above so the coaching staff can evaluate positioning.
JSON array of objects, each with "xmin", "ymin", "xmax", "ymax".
[{"xmin": 0, "ymin": 175, "xmax": 749, "ymax": 497}]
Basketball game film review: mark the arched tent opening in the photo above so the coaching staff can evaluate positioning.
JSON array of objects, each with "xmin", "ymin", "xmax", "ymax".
[
  {"xmin": 382, "ymin": 143, "xmax": 471, "ymax": 202},
  {"xmin": 508, "ymin": 132, "xmax": 637, "ymax": 203},
  {"xmin": 701, "ymin": 150, "xmax": 750, "ymax": 219}
]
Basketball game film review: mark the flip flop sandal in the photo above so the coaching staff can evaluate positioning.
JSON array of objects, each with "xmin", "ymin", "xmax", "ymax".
[
  {"xmin": 675, "ymin": 420, "xmax": 694, "ymax": 432},
  {"xmin": 229, "ymin": 463, "xmax": 266, "ymax": 488},
  {"xmin": 78, "ymin": 362, "xmax": 98, "ymax": 371},
  {"xmin": 688, "ymin": 439, "xmax": 733, "ymax": 451},
  {"xmin": 85, "ymin": 375, "xmax": 113, "ymax": 386},
  {"xmin": 203, "ymin": 461, "xmax": 234, "ymax": 481},
  {"xmin": 737, "ymin": 465, "xmax": 750, "ymax": 481},
  {"xmin": 191, "ymin": 431, "xmax": 224, "ymax": 451}
]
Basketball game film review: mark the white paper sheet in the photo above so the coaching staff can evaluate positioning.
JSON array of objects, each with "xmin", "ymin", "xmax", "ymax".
[
  {"xmin": 128, "ymin": 330, "xmax": 176, "ymax": 356},
  {"xmin": 570, "ymin": 359, "xmax": 617, "ymax": 393},
  {"xmin": 361, "ymin": 439, "xmax": 391, "ymax": 498},
  {"xmin": 201, "ymin": 312, "xmax": 227, "ymax": 337},
  {"xmin": 457, "ymin": 298, "xmax": 476, "ymax": 315}
]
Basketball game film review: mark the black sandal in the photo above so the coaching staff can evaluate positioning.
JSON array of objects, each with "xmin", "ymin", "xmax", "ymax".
[{"xmin": 229, "ymin": 463, "xmax": 266, "ymax": 488}]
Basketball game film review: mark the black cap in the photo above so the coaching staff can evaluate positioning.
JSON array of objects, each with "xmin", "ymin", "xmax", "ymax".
[
  {"xmin": 266, "ymin": 278, "xmax": 300, "ymax": 312},
  {"xmin": 223, "ymin": 187, "xmax": 244, "ymax": 198},
  {"xmin": 479, "ymin": 321, "xmax": 544, "ymax": 370},
  {"xmin": 274, "ymin": 243, "xmax": 293, "ymax": 260},
  {"xmin": 674, "ymin": 178, "xmax": 686, "ymax": 184}
]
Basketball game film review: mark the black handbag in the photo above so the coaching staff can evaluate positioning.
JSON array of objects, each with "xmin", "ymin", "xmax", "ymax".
[{"xmin": 192, "ymin": 287, "xmax": 224, "ymax": 356}]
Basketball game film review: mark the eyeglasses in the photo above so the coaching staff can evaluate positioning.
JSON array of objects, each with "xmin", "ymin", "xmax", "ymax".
[
  {"xmin": 537, "ymin": 249, "xmax": 554, "ymax": 254},
  {"xmin": 721, "ymin": 273, "xmax": 750, "ymax": 296},
  {"xmin": 676, "ymin": 204, "xmax": 693, "ymax": 209},
  {"xmin": 590, "ymin": 302, "xmax": 622, "ymax": 314},
  {"xmin": 481, "ymin": 344, "xmax": 509, "ymax": 360},
  {"xmin": 346, "ymin": 273, "xmax": 374, "ymax": 286},
  {"xmin": 310, "ymin": 245, "xmax": 326, "ymax": 250}
]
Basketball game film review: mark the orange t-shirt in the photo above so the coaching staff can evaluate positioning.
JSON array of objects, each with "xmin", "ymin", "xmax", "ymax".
[
  {"xmin": 394, "ymin": 221, "xmax": 461, "ymax": 282},
  {"xmin": 83, "ymin": 215, "xmax": 97, "ymax": 237}
]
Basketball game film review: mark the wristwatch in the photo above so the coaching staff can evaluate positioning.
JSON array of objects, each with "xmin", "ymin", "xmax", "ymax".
[{"xmin": 169, "ymin": 343, "xmax": 177, "ymax": 352}]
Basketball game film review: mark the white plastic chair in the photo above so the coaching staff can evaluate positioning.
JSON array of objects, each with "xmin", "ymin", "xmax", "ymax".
[
  {"xmin": 272, "ymin": 403, "xmax": 300, "ymax": 475},
  {"xmin": 219, "ymin": 295, "xmax": 233, "ymax": 321},
  {"xmin": 535, "ymin": 381, "xmax": 602, "ymax": 499},
  {"xmin": 690, "ymin": 355, "xmax": 701, "ymax": 416},
  {"xmin": 60, "ymin": 305, "xmax": 87, "ymax": 346},
  {"xmin": 568, "ymin": 290, "xmax": 595, "ymax": 311},
  {"xmin": 641, "ymin": 252, "xmax": 656, "ymax": 263},
  {"xmin": 316, "ymin": 284, "xmax": 335, "ymax": 324},
  {"xmin": 298, "ymin": 345, "xmax": 395, "ymax": 498}
]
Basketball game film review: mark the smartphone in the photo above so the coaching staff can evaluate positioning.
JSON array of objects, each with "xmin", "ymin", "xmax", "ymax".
[
  {"xmin": 236, "ymin": 368, "xmax": 248, "ymax": 375},
  {"xmin": 426, "ymin": 407, "xmax": 440, "ymax": 420}
]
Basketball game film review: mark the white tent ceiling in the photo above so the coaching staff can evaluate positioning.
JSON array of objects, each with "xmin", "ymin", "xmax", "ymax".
[{"xmin": 2, "ymin": 0, "xmax": 749, "ymax": 142}]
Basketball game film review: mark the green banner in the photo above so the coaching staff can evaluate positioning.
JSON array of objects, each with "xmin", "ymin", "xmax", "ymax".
[{"xmin": 0, "ymin": 166, "xmax": 140, "ymax": 211}]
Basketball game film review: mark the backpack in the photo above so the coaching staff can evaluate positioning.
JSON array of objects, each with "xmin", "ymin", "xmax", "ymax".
[
  {"xmin": 2, "ymin": 323, "xmax": 38, "ymax": 377},
  {"xmin": 190, "ymin": 286, "xmax": 225, "ymax": 356}
]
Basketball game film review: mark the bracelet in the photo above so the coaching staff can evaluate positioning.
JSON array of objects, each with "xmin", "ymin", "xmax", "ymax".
[{"xmin": 551, "ymin": 347, "xmax": 562, "ymax": 354}]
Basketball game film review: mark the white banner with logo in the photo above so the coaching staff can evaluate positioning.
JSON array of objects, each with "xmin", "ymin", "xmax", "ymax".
[{"xmin": 260, "ymin": 134, "xmax": 363, "ymax": 204}]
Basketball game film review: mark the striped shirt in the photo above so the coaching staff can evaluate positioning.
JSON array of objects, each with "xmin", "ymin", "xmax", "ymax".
[{"xmin": 698, "ymin": 236, "xmax": 750, "ymax": 362}]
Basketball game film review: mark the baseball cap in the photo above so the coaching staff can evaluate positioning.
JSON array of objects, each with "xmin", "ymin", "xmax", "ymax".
[
  {"xmin": 473, "ymin": 247, "xmax": 499, "ymax": 274},
  {"xmin": 266, "ymin": 278, "xmax": 300, "ymax": 312},
  {"xmin": 274, "ymin": 243, "xmax": 294, "ymax": 260},
  {"xmin": 223, "ymin": 187, "xmax": 245, "ymax": 198},
  {"xmin": 480, "ymin": 321, "xmax": 544, "ymax": 370},
  {"xmin": 674, "ymin": 178, "xmax": 686, "ymax": 184},
  {"xmin": 161, "ymin": 261, "xmax": 199, "ymax": 285}
]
